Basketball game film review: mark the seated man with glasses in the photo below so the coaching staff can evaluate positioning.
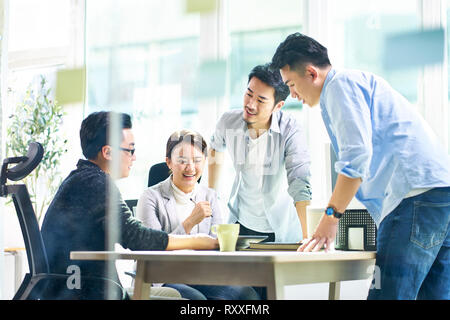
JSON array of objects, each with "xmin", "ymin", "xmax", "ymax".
[
  {"xmin": 41, "ymin": 111, "xmax": 218, "ymax": 299},
  {"xmin": 120, "ymin": 146, "xmax": 135, "ymax": 156}
]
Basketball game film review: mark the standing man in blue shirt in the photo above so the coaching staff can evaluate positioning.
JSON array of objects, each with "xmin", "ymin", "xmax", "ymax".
[
  {"xmin": 208, "ymin": 64, "xmax": 312, "ymax": 243},
  {"xmin": 270, "ymin": 32, "xmax": 450, "ymax": 300}
]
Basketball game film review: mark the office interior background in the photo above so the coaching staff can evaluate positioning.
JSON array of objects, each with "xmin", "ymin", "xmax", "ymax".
[{"xmin": 1, "ymin": 0, "xmax": 449, "ymax": 299}]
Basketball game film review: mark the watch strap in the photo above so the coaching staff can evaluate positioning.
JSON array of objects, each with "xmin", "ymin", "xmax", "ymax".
[
  {"xmin": 325, "ymin": 206, "xmax": 344, "ymax": 219},
  {"xmin": 333, "ymin": 211, "xmax": 343, "ymax": 219}
]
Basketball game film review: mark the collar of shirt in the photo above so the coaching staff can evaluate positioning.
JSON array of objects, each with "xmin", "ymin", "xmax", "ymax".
[
  {"xmin": 170, "ymin": 177, "xmax": 197, "ymax": 204},
  {"xmin": 159, "ymin": 175, "xmax": 197, "ymax": 201},
  {"xmin": 320, "ymin": 68, "xmax": 337, "ymax": 106},
  {"xmin": 242, "ymin": 110, "xmax": 281, "ymax": 142}
]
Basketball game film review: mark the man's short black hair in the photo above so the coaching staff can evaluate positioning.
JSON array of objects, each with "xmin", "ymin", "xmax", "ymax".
[
  {"xmin": 248, "ymin": 63, "xmax": 290, "ymax": 104},
  {"xmin": 270, "ymin": 32, "xmax": 331, "ymax": 71},
  {"xmin": 80, "ymin": 111, "xmax": 132, "ymax": 160}
]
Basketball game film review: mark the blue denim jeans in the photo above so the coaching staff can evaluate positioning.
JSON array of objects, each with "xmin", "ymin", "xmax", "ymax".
[
  {"xmin": 367, "ymin": 187, "xmax": 450, "ymax": 300},
  {"xmin": 163, "ymin": 283, "xmax": 260, "ymax": 300}
]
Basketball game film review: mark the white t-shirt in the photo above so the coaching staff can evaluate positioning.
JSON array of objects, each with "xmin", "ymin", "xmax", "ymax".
[
  {"xmin": 404, "ymin": 188, "xmax": 431, "ymax": 199},
  {"xmin": 237, "ymin": 131, "xmax": 273, "ymax": 233}
]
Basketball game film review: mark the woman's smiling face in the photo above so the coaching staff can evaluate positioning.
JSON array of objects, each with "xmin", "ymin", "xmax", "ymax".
[{"xmin": 166, "ymin": 142, "xmax": 205, "ymax": 193}]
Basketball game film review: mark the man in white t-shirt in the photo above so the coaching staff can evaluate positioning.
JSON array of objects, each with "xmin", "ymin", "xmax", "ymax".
[{"xmin": 208, "ymin": 64, "xmax": 312, "ymax": 243}]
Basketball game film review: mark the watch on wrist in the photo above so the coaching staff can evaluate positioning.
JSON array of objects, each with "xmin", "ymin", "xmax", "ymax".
[{"xmin": 325, "ymin": 206, "xmax": 344, "ymax": 219}]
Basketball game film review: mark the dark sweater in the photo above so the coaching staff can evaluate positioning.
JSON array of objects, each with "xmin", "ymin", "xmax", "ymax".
[{"xmin": 41, "ymin": 160, "xmax": 168, "ymax": 288}]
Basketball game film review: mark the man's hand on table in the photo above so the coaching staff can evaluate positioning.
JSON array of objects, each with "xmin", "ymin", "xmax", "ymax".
[
  {"xmin": 166, "ymin": 233, "xmax": 219, "ymax": 251},
  {"xmin": 190, "ymin": 233, "xmax": 219, "ymax": 250},
  {"xmin": 298, "ymin": 214, "xmax": 338, "ymax": 252}
]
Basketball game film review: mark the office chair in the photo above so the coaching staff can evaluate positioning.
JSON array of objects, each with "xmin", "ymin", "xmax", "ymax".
[
  {"xmin": 0, "ymin": 142, "xmax": 126, "ymax": 300},
  {"xmin": 147, "ymin": 162, "xmax": 171, "ymax": 187},
  {"xmin": 124, "ymin": 199, "xmax": 138, "ymax": 216}
]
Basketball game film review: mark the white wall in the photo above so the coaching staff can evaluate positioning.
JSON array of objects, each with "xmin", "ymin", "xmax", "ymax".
[{"xmin": 285, "ymin": 279, "xmax": 372, "ymax": 300}]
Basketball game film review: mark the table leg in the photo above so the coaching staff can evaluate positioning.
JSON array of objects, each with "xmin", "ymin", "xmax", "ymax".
[
  {"xmin": 133, "ymin": 261, "xmax": 151, "ymax": 300},
  {"xmin": 266, "ymin": 285, "xmax": 284, "ymax": 300},
  {"xmin": 266, "ymin": 277, "xmax": 284, "ymax": 300},
  {"xmin": 328, "ymin": 282, "xmax": 341, "ymax": 300}
]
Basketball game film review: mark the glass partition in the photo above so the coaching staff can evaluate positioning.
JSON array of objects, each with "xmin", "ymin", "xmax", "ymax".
[
  {"xmin": 86, "ymin": 0, "xmax": 201, "ymax": 199},
  {"xmin": 4, "ymin": 0, "xmax": 449, "ymax": 301},
  {"xmin": 86, "ymin": 0, "xmax": 305, "ymax": 200},
  {"xmin": 448, "ymin": 1, "xmax": 450, "ymax": 154},
  {"xmin": 328, "ymin": 0, "xmax": 420, "ymax": 103}
]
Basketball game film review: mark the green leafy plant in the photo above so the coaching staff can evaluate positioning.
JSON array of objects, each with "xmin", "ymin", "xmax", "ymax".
[{"xmin": 6, "ymin": 76, "xmax": 68, "ymax": 222}]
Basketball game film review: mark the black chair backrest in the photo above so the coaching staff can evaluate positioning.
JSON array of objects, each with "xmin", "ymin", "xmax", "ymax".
[
  {"xmin": 124, "ymin": 199, "xmax": 138, "ymax": 216},
  {"xmin": 147, "ymin": 162, "xmax": 170, "ymax": 187},
  {"xmin": 0, "ymin": 142, "xmax": 48, "ymax": 275},
  {"xmin": 2, "ymin": 143, "xmax": 44, "ymax": 182},
  {"xmin": 11, "ymin": 184, "xmax": 50, "ymax": 275}
]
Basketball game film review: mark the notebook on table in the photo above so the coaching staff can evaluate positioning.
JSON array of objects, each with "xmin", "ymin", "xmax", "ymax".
[{"xmin": 240, "ymin": 241, "xmax": 303, "ymax": 251}]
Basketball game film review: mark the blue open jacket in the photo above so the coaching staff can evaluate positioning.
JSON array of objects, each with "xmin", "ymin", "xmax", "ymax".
[{"xmin": 210, "ymin": 109, "xmax": 312, "ymax": 242}]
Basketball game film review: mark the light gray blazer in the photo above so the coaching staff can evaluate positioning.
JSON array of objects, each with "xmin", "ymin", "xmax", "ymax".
[{"xmin": 136, "ymin": 176, "xmax": 224, "ymax": 236}]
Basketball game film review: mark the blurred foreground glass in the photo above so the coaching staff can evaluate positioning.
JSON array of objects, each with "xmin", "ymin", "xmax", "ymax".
[
  {"xmin": 228, "ymin": 0, "xmax": 304, "ymax": 110},
  {"xmin": 9, "ymin": 0, "xmax": 71, "ymax": 51},
  {"xmin": 86, "ymin": 0, "xmax": 201, "ymax": 200},
  {"xmin": 328, "ymin": 0, "xmax": 420, "ymax": 103},
  {"xmin": 447, "ymin": 1, "xmax": 450, "ymax": 154}
]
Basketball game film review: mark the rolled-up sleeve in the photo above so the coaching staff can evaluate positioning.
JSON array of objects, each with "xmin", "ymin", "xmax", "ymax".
[
  {"xmin": 284, "ymin": 121, "xmax": 312, "ymax": 202},
  {"xmin": 326, "ymin": 79, "xmax": 373, "ymax": 180}
]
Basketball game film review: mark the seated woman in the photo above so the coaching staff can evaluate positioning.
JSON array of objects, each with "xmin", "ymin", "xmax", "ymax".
[{"xmin": 137, "ymin": 129, "xmax": 259, "ymax": 300}]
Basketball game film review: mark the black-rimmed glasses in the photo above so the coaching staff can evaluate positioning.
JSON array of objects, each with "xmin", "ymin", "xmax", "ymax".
[{"xmin": 119, "ymin": 147, "xmax": 136, "ymax": 156}]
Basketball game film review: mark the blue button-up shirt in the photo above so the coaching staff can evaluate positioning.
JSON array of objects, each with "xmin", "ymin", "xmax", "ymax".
[
  {"xmin": 320, "ymin": 68, "xmax": 450, "ymax": 226},
  {"xmin": 210, "ymin": 109, "xmax": 312, "ymax": 242}
]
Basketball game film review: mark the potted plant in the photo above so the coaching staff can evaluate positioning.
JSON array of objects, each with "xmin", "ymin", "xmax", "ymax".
[{"xmin": 6, "ymin": 75, "xmax": 68, "ymax": 222}]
